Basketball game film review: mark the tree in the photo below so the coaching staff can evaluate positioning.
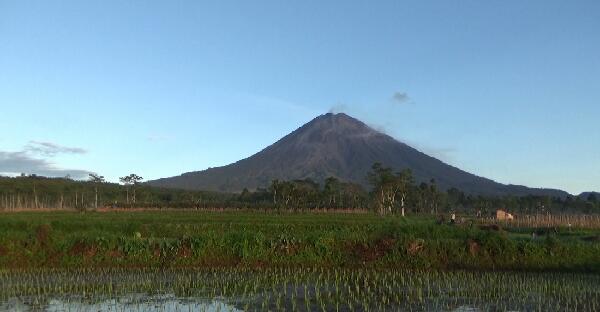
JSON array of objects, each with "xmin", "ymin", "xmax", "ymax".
[
  {"xmin": 396, "ymin": 169, "xmax": 413, "ymax": 216},
  {"xmin": 119, "ymin": 175, "xmax": 132, "ymax": 204},
  {"xmin": 88, "ymin": 173, "xmax": 105, "ymax": 209},
  {"xmin": 290, "ymin": 179, "xmax": 320, "ymax": 209},
  {"xmin": 240, "ymin": 188, "xmax": 251, "ymax": 201},
  {"xmin": 368, "ymin": 163, "xmax": 394, "ymax": 215},
  {"xmin": 276, "ymin": 181, "xmax": 294, "ymax": 209},
  {"xmin": 270, "ymin": 179, "xmax": 280, "ymax": 205},
  {"xmin": 128, "ymin": 174, "xmax": 143, "ymax": 204},
  {"xmin": 367, "ymin": 163, "xmax": 413, "ymax": 216},
  {"xmin": 324, "ymin": 177, "xmax": 341, "ymax": 208},
  {"xmin": 429, "ymin": 179, "xmax": 438, "ymax": 214},
  {"xmin": 119, "ymin": 174, "xmax": 143, "ymax": 204}
]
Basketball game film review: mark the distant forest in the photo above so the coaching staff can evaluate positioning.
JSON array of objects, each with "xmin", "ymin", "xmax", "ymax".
[{"xmin": 0, "ymin": 164, "xmax": 598, "ymax": 215}]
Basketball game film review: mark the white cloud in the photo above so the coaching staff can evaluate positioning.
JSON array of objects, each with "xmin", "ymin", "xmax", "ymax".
[
  {"xmin": 25, "ymin": 141, "xmax": 87, "ymax": 157},
  {"xmin": 0, "ymin": 141, "xmax": 92, "ymax": 179}
]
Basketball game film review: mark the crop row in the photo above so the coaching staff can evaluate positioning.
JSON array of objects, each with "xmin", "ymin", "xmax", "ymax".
[{"xmin": 1, "ymin": 268, "xmax": 599, "ymax": 311}]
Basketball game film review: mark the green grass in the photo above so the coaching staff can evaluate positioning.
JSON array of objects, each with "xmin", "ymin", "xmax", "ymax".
[{"xmin": 0, "ymin": 211, "xmax": 599, "ymax": 272}]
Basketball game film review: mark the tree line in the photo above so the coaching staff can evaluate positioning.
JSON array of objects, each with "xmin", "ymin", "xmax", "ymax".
[
  {"xmin": 0, "ymin": 164, "xmax": 598, "ymax": 215},
  {"xmin": 0, "ymin": 174, "xmax": 228, "ymax": 211}
]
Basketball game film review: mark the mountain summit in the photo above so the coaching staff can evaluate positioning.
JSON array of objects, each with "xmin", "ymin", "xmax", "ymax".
[{"xmin": 149, "ymin": 113, "xmax": 567, "ymax": 197}]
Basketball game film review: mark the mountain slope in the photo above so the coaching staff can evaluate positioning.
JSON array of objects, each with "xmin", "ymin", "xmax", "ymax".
[
  {"xmin": 580, "ymin": 192, "xmax": 600, "ymax": 199},
  {"xmin": 148, "ymin": 113, "xmax": 568, "ymax": 197}
]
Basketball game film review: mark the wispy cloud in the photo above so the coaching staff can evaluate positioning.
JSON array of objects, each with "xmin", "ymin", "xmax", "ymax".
[
  {"xmin": 0, "ymin": 141, "xmax": 92, "ymax": 179},
  {"xmin": 400, "ymin": 138, "xmax": 458, "ymax": 164},
  {"xmin": 392, "ymin": 91, "xmax": 410, "ymax": 104},
  {"xmin": 25, "ymin": 141, "xmax": 87, "ymax": 157},
  {"xmin": 363, "ymin": 120, "xmax": 458, "ymax": 164},
  {"xmin": 328, "ymin": 103, "xmax": 348, "ymax": 114},
  {"xmin": 0, "ymin": 151, "xmax": 92, "ymax": 179}
]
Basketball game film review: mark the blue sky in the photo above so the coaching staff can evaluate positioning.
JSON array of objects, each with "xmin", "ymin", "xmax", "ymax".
[{"xmin": 1, "ymin": 1, "xmax": 599, "ymax": 194}]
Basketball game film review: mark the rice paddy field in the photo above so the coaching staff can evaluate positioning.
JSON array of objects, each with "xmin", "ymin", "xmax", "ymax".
[
  {"xmin": 1, "ymin": 211, "xmax": 600, "ymax": 311},
  {"xmin": 1, "ymin": 268, "xmax": 599, "ymax": 311}
]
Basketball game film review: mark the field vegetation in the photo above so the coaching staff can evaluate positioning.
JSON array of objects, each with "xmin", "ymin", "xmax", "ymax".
[
  {"xmin": 486, "ymin": 213, "xmax": 600, "ymax": 229},
  {"xmin": 0, "ymin": 211, "xmax": 599, "ymax": 272},
  {"xmin": 2, "ymin": 267, "xmax": 599, "ymax": 311}
]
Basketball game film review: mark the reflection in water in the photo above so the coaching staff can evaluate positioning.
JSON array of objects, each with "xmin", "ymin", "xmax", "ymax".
[
  {"xmin": 2, "ymin": 295, "xmax": 489, "ymax": 312},
  {"xmin": 2, "ymin": 294, "xmax": 242, "ymax": 312}
]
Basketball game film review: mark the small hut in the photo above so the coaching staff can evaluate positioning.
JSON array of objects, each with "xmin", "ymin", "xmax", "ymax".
[{"xmin": 496, "ymin": 209, "xmax": 514, "ymax": 221}]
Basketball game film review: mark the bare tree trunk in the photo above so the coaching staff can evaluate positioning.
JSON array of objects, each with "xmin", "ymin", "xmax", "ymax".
[
  {"xmin": 33, "ymin": 185, "xmax": 38, "ymax": 209},
  {"xmin": 401, "ymin": 193, "xmax": 406, "ymax": 217},
  {"xmin": 380, "ymin": 189, "xmax": 385, "ymax": 215}
]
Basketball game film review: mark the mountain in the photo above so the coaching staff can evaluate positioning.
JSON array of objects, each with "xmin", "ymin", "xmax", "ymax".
[
  {"xmin": 579, "ymin": 192, "xmax": 600, "ymax": 199},
  {"xmin": 148, "ymin": 113, "xmax": 568, "ymax": 197}
]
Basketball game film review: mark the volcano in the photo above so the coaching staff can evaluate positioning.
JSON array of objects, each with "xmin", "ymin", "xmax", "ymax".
[{"xmin": 148, "ymin": 113, "xmax": 568, "ymax": 197}]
